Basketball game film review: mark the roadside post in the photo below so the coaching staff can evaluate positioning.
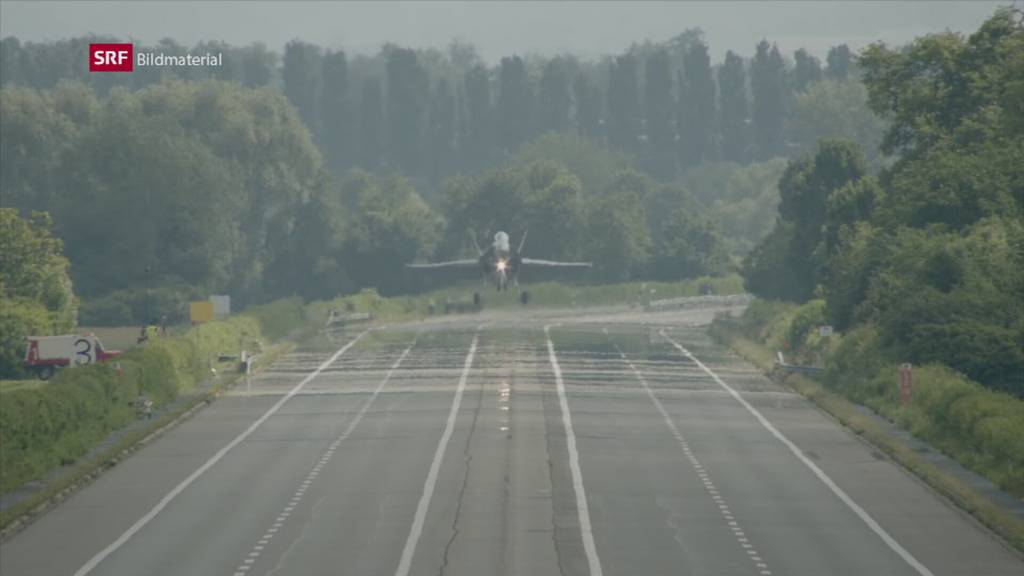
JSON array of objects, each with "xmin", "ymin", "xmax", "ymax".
[{"xmin": 899, "ymin": 363, "xmax": 913, "ymax": 406}]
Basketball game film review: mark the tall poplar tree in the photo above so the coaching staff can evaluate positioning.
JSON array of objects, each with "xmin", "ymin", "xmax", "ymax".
[
  {"xmin": 644, "ymin": 49, "xmax": 675, "ymax": 179},
  {"xmin": 718, "ymin": 50, "xmax": 750, "ymax": 164},
  {"xmin": 751, "ymin": 40, "xmax": 788, "ymax": 160},
  {"xmin": 678, "ymin": 41, "xmax": 717, "ymax": 167}
]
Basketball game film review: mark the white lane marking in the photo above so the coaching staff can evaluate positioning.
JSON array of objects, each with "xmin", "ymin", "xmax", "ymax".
[
  {"xmin": 545, "ymin": 324, "xmax": 604, "ymax": 576},
  {"xmin": 394, "ymin": 330, "xmax": 480, "ymax": 576},
  {"xmin": 232, "ymin": 334, "xmax": 419, "ymax": 575},
  {"xmin": 72, "ymin": 329, "xmax": 373, "ymax": 576},
  {"xmin": 612, "ymin": 339, "xmax": 771, "ymax": 576},
  {"xmin": 660, "ymin": 330, "xmax": 935, "ymax": 576}
]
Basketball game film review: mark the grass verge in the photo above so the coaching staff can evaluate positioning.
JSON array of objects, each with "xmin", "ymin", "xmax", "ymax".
[{"xmin": 708, "ymin": 321, "xmax": 1024, "ymax": 554}]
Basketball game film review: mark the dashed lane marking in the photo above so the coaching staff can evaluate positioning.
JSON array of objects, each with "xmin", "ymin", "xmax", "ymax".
[
  {"xmin": 609, "ymin": 329, "xmax": 771, "ymax": 576},
  {"xmin": 231, "ymin": 334, "xmax": 419, "ymax": 576},
  {"xmin": 659, "ymin": 329, "xmax": 935, "ymax": 576},
  {"xmin": 545, "ymin": 324, "xmax": 604, "ymax": 576},
  {"xmin": 395, "ymin": 329, "xmax": 480, "ymax": 576},
  {"xmin": 72, "ymin": 329, "xmax": 373, "ymax": 576}
]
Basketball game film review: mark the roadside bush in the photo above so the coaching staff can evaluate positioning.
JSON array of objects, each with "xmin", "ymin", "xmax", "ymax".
[
  {"xmin": 0, "ymin": 298, "xmax": 51, "ymax": 377},
  {"xmin": 244, "ymin": 297, "xmax": 307, "ymax": 340},
  {"xmin": 728, "ymin": 298, "xmax": 1024, "ymax": 496},
  {"xmin": 785, "ymin": 299, "xmax": 826, "ymax": 350},
  {"xmin": 0, "ymin": 303, "xmax": 283, "ymax": 493},
  {"xmin": 78, "ymin": 285, "xmax": 205, "ymax": 326}
]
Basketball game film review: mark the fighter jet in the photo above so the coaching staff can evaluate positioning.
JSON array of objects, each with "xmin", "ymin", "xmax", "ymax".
[{"xmin": 406, "ymin": 231, "xmax": 591, "ymax": 304}]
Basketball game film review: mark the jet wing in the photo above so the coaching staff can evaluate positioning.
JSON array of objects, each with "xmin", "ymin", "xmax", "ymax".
[
  {"xmin": 520, "ymin": 258, "xmax": 592, "ymax": 268},
  {"xmin": 406, "ymin": 259, "xmax": 479, "ymax": 269}
]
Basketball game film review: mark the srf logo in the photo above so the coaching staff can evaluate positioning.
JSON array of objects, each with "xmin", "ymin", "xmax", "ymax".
[{"xmin": 89, "ymin": 43, "xmax": 133, "ymax": 72}]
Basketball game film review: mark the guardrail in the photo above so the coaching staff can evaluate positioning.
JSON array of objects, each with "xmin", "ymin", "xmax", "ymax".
[
  {"xmin": 645, "ymin": 293, "xmax": 753, "ymax": 311},
  {"xmin": 773, "ymin": 351, "xmax": 825, "ymax": 376}
]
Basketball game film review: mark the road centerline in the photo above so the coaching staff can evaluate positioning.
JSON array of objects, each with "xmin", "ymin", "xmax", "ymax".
[
  {"xmin": 659, "ymin": 329, "xmax": 936, "ymax": 576},
  {"xmin": 544, "ymin": 324, "xmax": 604, "ymax": 576},
  {"xmin": 394, "ymin": 328, "xmax": 480, "ymax": 576},
  {"xmin": 71, "ymin": 328, "xmax": 373, "ymax": 576}
]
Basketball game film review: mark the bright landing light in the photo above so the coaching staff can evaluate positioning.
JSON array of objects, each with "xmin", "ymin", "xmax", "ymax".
[{"xmin": 497, "ymin": 259, "xmax": 507, "ymax": 271}]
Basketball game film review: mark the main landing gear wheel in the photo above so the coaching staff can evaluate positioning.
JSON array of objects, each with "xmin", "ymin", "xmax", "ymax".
[
  {"xmin": 520, "ymin": 291, "xmax": 530, "ymax": 305},
  {"xmin": 473, "ymin": 292, "xmax": 482, "ymax": 309}
]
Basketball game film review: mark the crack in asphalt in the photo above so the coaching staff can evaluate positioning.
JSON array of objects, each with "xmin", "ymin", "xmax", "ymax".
[{"xmin": 437, "ymin": 341, "xmax": 488, "ymax": 576}]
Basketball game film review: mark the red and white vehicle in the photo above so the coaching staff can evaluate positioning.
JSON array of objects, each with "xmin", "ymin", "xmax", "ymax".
[{"xmin": 24, "ymin": 334, "xmax": 122, "ymax": 380}]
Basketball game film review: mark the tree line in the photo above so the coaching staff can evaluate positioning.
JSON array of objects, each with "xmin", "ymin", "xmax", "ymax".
[
  {"xmin": 742, "ymin": 9, "xmax": 1024, "ymax": 395},
  {"xmin": 0, "ymin": 32, "xmax": 859, "ymax": 189},
  {"xmin": 1, "ymin": 28, "xmax": 884, "ymax": 326}
]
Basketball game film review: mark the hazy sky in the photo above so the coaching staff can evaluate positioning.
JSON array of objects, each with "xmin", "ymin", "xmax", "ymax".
[{"xmin": 0, "ymin": 1, "xmax": 1008, "ymax": 63}]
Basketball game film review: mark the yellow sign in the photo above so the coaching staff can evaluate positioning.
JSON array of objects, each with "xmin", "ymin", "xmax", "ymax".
[{"xmin": 190, "ymin": 301, "xmax": 214, "ymax": 323}]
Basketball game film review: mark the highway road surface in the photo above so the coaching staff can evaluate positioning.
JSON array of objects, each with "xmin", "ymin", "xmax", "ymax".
[{"xmin": 2, "ymin": 306, "xmax": 1022, "ymax": 576}]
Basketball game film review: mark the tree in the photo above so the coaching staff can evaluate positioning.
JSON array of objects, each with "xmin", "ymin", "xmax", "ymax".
[
  {"xmin": 357, "ymin": 77, "xmax": 383, "ymax": 170},
  {"xmin": 0, "ymin": 209, "xmax": 76, "ymax": 328},
  {"xmin": 573, "ymin": 71, "xmax": 602, "ymax": 143},
  {"xmin": 385, "ymin": 47, "xmax": 427, "ymax": 175},
  {"xmin": 512, "ymin": 132, "xmax": 629, "ymax": 195},
  {"xmin": 606, "ymin": 53, "xmax": 641, "ymax": 155},
  {"xmin": 644, "ymin": 49, "xmax": 675, "ymax": 179},
  {"xmin": 860, "ymin": 11, "xmax": 1021, "ymax": 158},
  {"xmin": 751, "ymin": 40, "xmax": 788, "ymax": 160},
  {"xmin": 784, "ymin": 78, "xmax": 887, "ymax": 170},
  {"xmin": 282, "ymin": 40, "xmax": 322, "ymax": 139},
  {"xmin": 462, "ymin": 64, "xmax": 494, "ymax": 170},
  {"xmin": 239, "ymin": 43, "xmax": 276, "ymax": 87},
  {"xmin": 745, "ymin": 139, "xmax": 867, "ymax": 301},
  {"xmin": 718, "ymin": 50, "xmax": 750, "ymax": 164},
  {"xmin": 0, "ymin": 84, "xmax": 87, "ymax": 213},
  {"xmin": 649, "ymin": 208, "xmax": 728, "ymax": 280},
  {"xmin": 427, "ymin": 77, "xmax": 457, "ymax": 186},
  {"xmin": 585, "ymin": 171, "xmax": 652, "ymax": 281},
  {"xmin": 497, "ymin": 56, "xmax": 533, "ymax": 154},
  {"xmin": 320, "ymin": 49, "xmax": 351, "ymax": 173},
  {"xmin": 0, "ymin": 209, "xmax": 76, "ymax": 375},
  {"xmin": 826, "ymin": 44, "xmax": 853, "ymax": 80},
  {"xmin": 339, "ymin": 170, "xmax": 442, "ymax": 295},
  {"xmin": 538, "ymin": 57, "xmax": 572, "ymax": 134},
  {"xmin": 792, "ymin": 48, "xmax": 823, "ymax": 92},
  {"xmin": 678, "ymin": 41, "xmax": 717, "ymax": 167},
  {"xmin": 1, "ymin": 36, "xmax": 22, "ymax": 86}
]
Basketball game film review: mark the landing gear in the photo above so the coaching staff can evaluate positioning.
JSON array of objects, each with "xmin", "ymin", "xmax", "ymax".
[
  {"xmin": 520, "ymin": 290, "xmax": 530, "ymax": 305},
  {"xmin": 473, "ymin": 292, "xmax": 482, "ymax": 309}
]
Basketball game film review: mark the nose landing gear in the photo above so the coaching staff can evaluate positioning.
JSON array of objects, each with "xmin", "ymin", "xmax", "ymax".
[{"xmin": 519, "ymin": 290, "xmax": 530, "ymax": 305}]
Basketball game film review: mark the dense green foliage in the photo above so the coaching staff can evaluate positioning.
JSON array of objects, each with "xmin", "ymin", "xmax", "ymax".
[
  {"xmin": 0, "ymin": 28, "xmax": 887, "ymax": 320},
  {"xmin": 721, "ymin": 300, "xmax": 1024, "ymax": 497},
  {"xmin": 1, "ymin": 32, "xmax": 867, "ymax": 186},
  {"xmin": 0, "ymin": 210, "xmax": 76, "ymax": 375},
  {"xmin": 0, "ymin": 300, "xmax": 308, "ymax": 492},
  {"xmin": 743, "ymin": 10, "xmax": 1024, "ymax": 395}
]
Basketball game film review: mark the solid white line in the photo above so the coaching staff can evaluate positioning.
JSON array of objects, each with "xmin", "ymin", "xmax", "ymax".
[
  {"xmin": 659, "ymin": 330, "xmax": 935, "ymax": 576},
  {"xmin": 545, "ymin": 324, "xmax": 604, "ymax": 576},
  {"xmin": 72, "ymin": 328, "xmax": 373, "ymax": 576},
  {"xmin": 394, "ymin": 331, "xmax": 479, "ymax": 576}
]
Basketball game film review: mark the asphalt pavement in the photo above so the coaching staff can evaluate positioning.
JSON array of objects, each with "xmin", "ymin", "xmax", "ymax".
[{"xmin": 2, "ymin": 306, "xmax": 1021, "ymax": 576}]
